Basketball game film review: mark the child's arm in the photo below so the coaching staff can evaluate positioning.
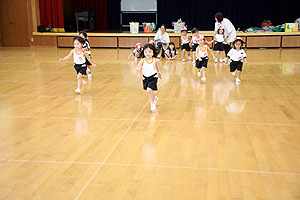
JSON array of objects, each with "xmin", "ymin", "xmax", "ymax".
[
  {"xmin": 195, "ymin": 47, "xmax": 201, "ymax": 61},
  {"xmin": 59, "ymin": 50, "xmax": 73, "ymax": 62},
  {"xmin": 128, "ymin": 52, "xmax": 133, "ymax": 60},
  {"xmin": 84, "ymin": 52, "xmax": 96, "ymax": 66},
  {"xmin": 208, "ymin": 47, "xmax": 216, "ymax": 60},
  {"xmin": 136, "ymin": 59, "xmax": 143, "ymax": 71},
  {"xmin": 244, "ymin": 58, "xmax": 248, "ymax": 64},
  {"xmin": 154, "ymin": 59, "xmax": 161, "ymax": 78}
]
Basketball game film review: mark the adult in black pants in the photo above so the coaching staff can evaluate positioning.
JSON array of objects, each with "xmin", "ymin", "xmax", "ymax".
[{"xmin": 214, "ymin": 12, "xmax": 236, "ymax": 64}]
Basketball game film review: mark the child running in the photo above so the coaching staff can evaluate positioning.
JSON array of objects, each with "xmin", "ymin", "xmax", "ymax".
[
  {"xmin": 227, "ymin": 37, "xmax": 247, "ymax": 84},
  {"xmin": 190, "ymin": 27, "xmax": 199, "ymax": 65},
  {"xmin": 79, "ymin": 31, "xmax": 93, "ymax": 78},
  {"xmin": 180, "ymin": 26, "xmax": 192, "ymax": 62},
  {"xmin": 195, "ymin": 35, "xmax": 216, "ymax": 82},
  {"xmin": 213, "ymin": 26, "xmax": 226, "ymax": 63},
  {"xmin": 59, "ymin": 36, "xmax": 96, "ymax": 94},
  {"xmin": 136, "ymin": 43, "xmax": 161, "ymax": 112}
]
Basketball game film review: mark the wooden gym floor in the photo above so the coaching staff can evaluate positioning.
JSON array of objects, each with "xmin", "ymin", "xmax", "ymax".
[{"xmin": 0, "ymin": 47, "xmax": 299, "ymax": 200}]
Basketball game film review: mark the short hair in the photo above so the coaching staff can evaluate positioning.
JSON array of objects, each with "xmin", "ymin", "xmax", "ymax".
[
  {"xmin": 79, "ymin": 31, "xmax": 88, "ymax": 39},
  {"xmin": 160, "ymin": 24, "xmax": 167, "ymax": 29},
  {"xmin": 215, "ymin": 12, "xmax": 224, "ymax": 22},
  {"xmin": 141, "ymin": 43, "xmax": 158, "ymax": 58},
  {"xmin": 191, "ymin": 27, "xmax": 198, "ymax": 34},
  {"xmin": 73, "ymin": 36, "xmax": 85, "ymax": 44},
  {"xmin": 217, "ymin": 28, "xmax": 225, "ymax": 34}
]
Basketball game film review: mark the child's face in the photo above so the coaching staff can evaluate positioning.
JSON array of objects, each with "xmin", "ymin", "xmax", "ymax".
[
  {"xmin": 193, "ymin": 32, "xmax": 198, "ymax": 36},
  {"xmin": 182, "ymin": 31, "xmax": 187, "ymax": 35},
  {"xmin": 234, "ymin": 41, "xmax": 242, "ymax": 49},
  {"xmin": 79, "ymin": 33, "xmax": 86, "ymax": 39},
  {"xmin": 74, "ymin": 40, "xmax": 83, "ymax": 49},
  {"xmin": 169, "ymin": 44, "xmax": 174, "ymax": 50},
  {"xmin": 219, "ymin": 29, "xmax": 224, "ymax": 34},
  {"xmin": 144, "ymin": 47, "xmax": 154, "ymax": 59},
  {"xmin": 198, "ymin": 39, "xmax": 204, "ymax": 45}
]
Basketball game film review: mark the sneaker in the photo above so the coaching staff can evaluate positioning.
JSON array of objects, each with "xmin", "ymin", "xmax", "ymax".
[
  {"xmin": 88, "ymin": 72, "xmax": 92, "ymax": 78},
  {"xmin": 197, "ymin": 72, "xmax": 201, "ymax": 77},
  {"xmin": 220, "ymin": 58, "xmax": 223, "ymax": 62},
  {"xmin": 150, "ymin": 103, "xmax": 156, "ymax": 111},
  {"xmin": 182, "ymin": 58, "xmax": 185, "ymax": 62},
  {"xmin": 232, "ymin": 71, "xmax": 236, "ymax": 76},
  {"xmin": 201, "ymin": 77, "xmax": 206, "ymax": 82},
  {"xmin": 135, "ymin": 57, "xmax": 138, "ymax": 61},
  {"xmin": 75, "ymin": 88, "xmax": 81, "ymax": 94},
  {"xmin": 154, "ymin": 96, "xmax": 158, "ymax": 104},
  {"xmin": 192, "ymin": 60, "xmax": 195, "ymax": 65},
  {"xmin": 236, "ymin": 78, "xmax": 241, "ymax": 84},
  {"xmin": 214, "ymin": 58, "xmax": 218, "ymax": 63},
  {"xmin": 187, "ymin": 56, "xmax": 192, "ymax": 61}
]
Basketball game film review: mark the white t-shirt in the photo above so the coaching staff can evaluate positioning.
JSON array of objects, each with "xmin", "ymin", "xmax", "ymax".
[
  {"xmin": 154, "ymin": 30, "xmax": 170, "ymax": 44},
  {"xmin": 142, "ymin": 58, "xmax": 158, "ymax": 77},
  {"xmin": 215, "ymin": 34, "xmax": 225, "ymax": 43},
  {"xmin": 215, "ymin": 18, "xmax": 236, "ymax": 43},
  {"xmin": 197, "ymin": 45, "xmax": 209, "ymax": 58},
  {"xmin": 73, "ymin": 49, "xmax": 86, "ymax": 65},
  {"xmin": 227, "ymin": 48, "xmax": 247, "ymax": 62},
  {"xmin": 181, "ymin": 35, "xmax": 190, "ymax": 45}
]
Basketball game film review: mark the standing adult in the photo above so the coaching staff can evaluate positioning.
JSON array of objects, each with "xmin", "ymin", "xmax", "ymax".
[
  {"xmin": 214, "ymin": 12, "xmax": 236, "ymax": 63},
  {"xmin": 154, "ymin": 24, "xmax": 170, "ymax": 58}
]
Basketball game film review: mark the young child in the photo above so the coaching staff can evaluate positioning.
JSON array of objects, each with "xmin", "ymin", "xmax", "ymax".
[
  {"xmin": 195, "ymin": 35, "xmax": 216, "ymax": 82},
  {"xmin": 164, "ymin": 42, "xmax": 178, "ymax": 60},
  {"xmin": 128, "ymin": 43, "xmax": 143, "ymax": 61},
  {"xmin": 190, "ymin": 27, "xmax": 199, "ymax": 65},
  {"xmin": 213, "ymin": 26, "xmax": 226, "ymax": 63},
  {"xmin": 59, "ymin": 36, "xmax": 96, "ymax": 94},
  {"xmin": 136, "ymin": 43, "xmax": 161, "ymax": 112},
  {"xmin": 180, "ymin": 26, "xmax": 192, "ymax": 62},
  {"xmin": 227, "ymin": 37, "xmax": 247, "ymax": 84},
  {"xmin": 79, "ymin": 31, "xmax": 93, "ymax": 78}
]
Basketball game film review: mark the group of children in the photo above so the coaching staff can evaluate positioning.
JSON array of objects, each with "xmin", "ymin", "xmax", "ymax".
[{"xmin": 58, "ymin": 29, "xmax": 247, "ymax": 112}]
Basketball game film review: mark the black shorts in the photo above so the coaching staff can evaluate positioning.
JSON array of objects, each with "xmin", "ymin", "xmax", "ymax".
[
  {"xmin": 142, "ymin": 73, "xmax": 158, "ymax": 91},
  {"xmin": 230, "ymin": 61, "xmax": 243, "ymax": 72},
  {"xmin": 192, "ymin": 43, "xmax": 198, "ymax": 52},
  {"xmin": 181, "ymin": 43, "xmax": 191, "ymax": 51},
  {"xmin": 85, "ymin": 55, "xmax": 91, "ymax": 66},
  {"xmin": 213, "ymin": 42, "xmax": 224, "ymax": 51},
  {"xmin": 157, "ymin": 42, "xmax": 166, "ymax": 58},
  {"xmin": 195, "ymin": 57, "xmax": 208, "ymax": 69},
  {"xmin": 74, "ymin": 63, "xmax": 87, "ymax": 75}
]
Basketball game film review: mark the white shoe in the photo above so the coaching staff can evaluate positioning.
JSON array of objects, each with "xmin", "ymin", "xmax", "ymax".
[
  {"xmin": 187, "ymin": 56, "xmax": 192, "ymax": 61},
  {"xmin": 154, "ymin": 96, "xmax": 158, "ymax": 104},
  {"xmin": 192, "ymin": 60, "xmax": 195, "ymax": 65},
  {"xmin": 236, "ymin": 78, "xmax": 241, "ymax": 84},
  {"xmin": 232, "ymin": 71, "xmax": 236, "ymax": 76},
  {"xmin": 75, "ymin": 88, "xmax": 81, "ymax": 94},
  {"xmin": 220, "ymin": 58, "xmax": 223, "ymax": 62},
  {"xmin": 88, "ymin": 72, "xmax": 92, "ymax": 78},
  {"xmin": 197, "ymin": 72, "xmax": 201, "ymax": 77},
  {"xmin": 214, "ymin": 58, "xmax": 218, "ymax": 63},
  {"xmin": 201, "ymin": 77, "xmax": 206, "ymax": 82},
  {"xmin": 135, "ymin": 57, "xmax": 138, "ymax": 61},
  {"xmin": 150, "ymin": 103, "xmax": 156, "ymax": 111},
  {"xmin": 182, "ymin": 58, "xmax": 185, "ymax": 62}
]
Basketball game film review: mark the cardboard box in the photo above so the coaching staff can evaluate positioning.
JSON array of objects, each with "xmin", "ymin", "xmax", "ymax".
[{"xmin": 285, "ymin": 23, "xmax": 298, "ymax": 32}]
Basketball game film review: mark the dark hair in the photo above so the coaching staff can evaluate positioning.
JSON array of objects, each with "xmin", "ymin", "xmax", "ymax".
[
  {"xmin": 191, "ymin": 27, "xmax": 198, "ymax": 34},
  {"xmin": 73, "ymin": 36, "xmax": 85, "ymax": 45},
  {"xmin": 233, "ymin": 39, "xmax": 245, "ymax": 49},
  {"xmin": 79, "ymin": 31, "xmax": 88, "ymax": 39},
  {"xmin": 217, "ymin": 28, "xmax": 225, "ymax": 35},
  {"xmin": 215, "ymin": 12, "xmax": 224, "ymax": 22},
  {"xmin": 141, "ymin": 43, "xmax": 158, "ymax": 58},
  {"xmin": 168, "ymin": 42, "xmax": 176, "ymax": 49},
  {"xmin": 160, "ymin": 24, "xmax": 167, "ymax": 29}
]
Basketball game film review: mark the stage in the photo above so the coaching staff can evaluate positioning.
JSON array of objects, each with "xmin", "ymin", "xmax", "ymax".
[{"xmin": 32, "ymin": 31, "xmax": 300, "ymax": 48}]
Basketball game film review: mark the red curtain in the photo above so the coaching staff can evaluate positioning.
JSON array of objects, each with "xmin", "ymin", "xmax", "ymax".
[
  {"xmin": 39, "ymin": 0, "xmax": 65, "ymax": 31},
  {"xmin": 73, "ymin": 0, "xmax": 108, "ymax": 30}
]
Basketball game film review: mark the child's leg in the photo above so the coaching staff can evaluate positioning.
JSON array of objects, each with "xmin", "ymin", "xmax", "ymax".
[
  {"xmin": 182, "ymin": 49, "xmax": 186, "ymax": 60},
  {"xmin": 202, "ymin": 68, "xmax": 206, "ymax": 77},
  {"xmin": 77, "ymin": 73, "xmax": 83, "ymax": 89},
  {"xmin": 146, "ymin": 88, "xmax": 155, "ymax": 103},
  {"xmin": 187, "ymin": 51, "xmax": 191, "ymax": 60},
  {"xmin": 236, "ymin": 70, "xmax": 241, "ymax": 80}
]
